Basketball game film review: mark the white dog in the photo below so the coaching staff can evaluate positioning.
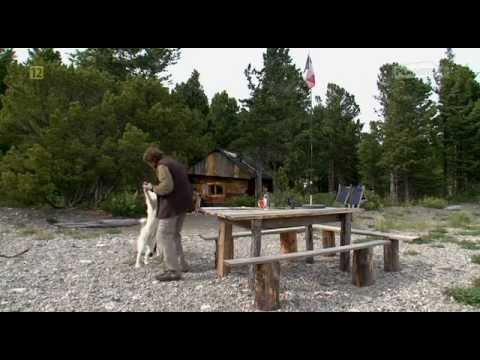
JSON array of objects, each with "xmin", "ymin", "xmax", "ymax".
[{"xmin": 135, "ymin": 188, "xmax": 160, "ymax": 268}]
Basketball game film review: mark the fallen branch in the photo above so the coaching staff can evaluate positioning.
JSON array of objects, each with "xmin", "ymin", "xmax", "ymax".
[
  {"xmin": 54, "ymin": 219, "xmax": 143, "ymax": 229},
  {"xmin": 0, "ymin": 247, "xmax": 31, "ymax": 258}
]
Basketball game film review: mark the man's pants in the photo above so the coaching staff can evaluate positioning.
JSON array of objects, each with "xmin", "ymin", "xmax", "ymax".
[{"xmin": 155, "ymin": 213, "xmax": 187, "ymax": 273}]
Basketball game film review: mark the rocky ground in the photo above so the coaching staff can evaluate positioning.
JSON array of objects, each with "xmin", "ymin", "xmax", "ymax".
[{"xmin": 1, "ymin": 205, "xmax": 480, "ymax": 312}]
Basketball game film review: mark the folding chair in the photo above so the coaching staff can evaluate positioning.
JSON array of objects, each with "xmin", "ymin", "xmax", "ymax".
[{"xmin": 335, "ymin": 184, "xmax": 352, "ymax": 206}]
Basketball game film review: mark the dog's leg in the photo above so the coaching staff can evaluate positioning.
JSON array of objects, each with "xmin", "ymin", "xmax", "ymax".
[{"xmin": 144, "ymin": 245, "xmax": 150, "ymax": 265}]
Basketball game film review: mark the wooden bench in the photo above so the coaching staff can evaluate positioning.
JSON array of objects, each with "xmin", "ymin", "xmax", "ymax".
[
  {"xmin": 199, "ymin": 225, "xmax": 419, "ymax": 265},
  {"xmin": 224, "ymin": 240, "xmax": 395, "ymax": 311}
]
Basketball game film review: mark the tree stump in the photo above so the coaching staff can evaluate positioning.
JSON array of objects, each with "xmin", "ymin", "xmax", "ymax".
[
  {"xmin": 255, "ymin": 262, "xmax": 280, "ymax": 311},
  {"xmin": 322, "ymin": 230, "xmax": 336, "ymax": 257},
  {"xmin": 352, "ymin": 248, "xmax": 375, "ymax": 287},
  {"xmin": 280, "ymin": 232, "xmax": 298, "ymax": 261},
  {"xmin": 305, "ymin": 224, "xmax": 314, "ymax": 264},
  {"xmin": 384, "ymin": 239, "xmax": 400, "ymax": 272}
]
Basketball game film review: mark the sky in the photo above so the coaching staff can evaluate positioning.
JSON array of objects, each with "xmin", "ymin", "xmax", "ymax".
[{"xmin": 13, "ymin": 48, "xmax": 480, "ymax": 129}]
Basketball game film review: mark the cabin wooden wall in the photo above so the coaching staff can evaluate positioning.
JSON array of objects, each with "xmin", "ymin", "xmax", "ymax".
[{"xmin": 190, "ymin": 152, "xmax": 252, "ymax": 179}]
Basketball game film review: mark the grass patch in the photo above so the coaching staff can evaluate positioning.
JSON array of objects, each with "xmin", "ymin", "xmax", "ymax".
[
  {"xmin": 457, "ymin": 229, "xmax": 480, "ymax": 237},
  {"xmin": 417, "ymin": 197, "xmax": 448, "ymax": 209},
  {"xmin": 430, "ymin": 244, "xmax": 445, "ymax": 248},
  {"xmin": 448, "ymin": 211, "xmax": 473, "ymax": 228},
  {"xmin": 445, "ymin": 287, "xmax": 480, "ymax": 307},
  {"xmin": 454, "ymin": 240, "xmax": 480, "ymax": 250},
  {"xmin": 404, "ymin": 250, "xmax": 420, "ymax": 256},
  {"xmin": 445, "ymin": 277, "xmax": 480, "ymax": 307},
  {"xmin": 471, "ymin": 255, "xmax": 480, "ymax": 265},
  {"xmin": 415, "ymin": 228, "xmax": 452, "ymax": 244},
  {"xmin": 104, "ymin": 228, "xmax": 122, "ymax": 235},
  {"xmin": 18, "ymin": 228, "xmax": 38, "ymax": 236},
  {"xmin": 412, "ymin": 237, "xmax": 434, "ymax": 245}
]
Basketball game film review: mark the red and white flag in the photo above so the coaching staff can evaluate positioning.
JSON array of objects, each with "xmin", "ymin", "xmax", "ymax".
[{"xmin": 304, "ymin": 55, "xmax": 315, "ymax": 89}]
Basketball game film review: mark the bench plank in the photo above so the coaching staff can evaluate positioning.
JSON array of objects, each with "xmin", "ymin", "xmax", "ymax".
[
  {"xmin": 313, "ymin": 225, "xmax": 419, "ymax": 241},
  {"xmin": 224, "ymin": 240, "xmax": 390, "ymax": 267}
]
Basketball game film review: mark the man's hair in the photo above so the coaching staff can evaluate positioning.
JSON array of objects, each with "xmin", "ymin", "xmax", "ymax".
[{"xmin": 143, "ymin": 145, "xmax": 164, "ymax": 165}]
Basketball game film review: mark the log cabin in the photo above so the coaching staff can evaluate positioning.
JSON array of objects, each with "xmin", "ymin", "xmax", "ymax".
[{"xmin": 188, "ymin": 149, "xmax": 273, "ymax": 206}]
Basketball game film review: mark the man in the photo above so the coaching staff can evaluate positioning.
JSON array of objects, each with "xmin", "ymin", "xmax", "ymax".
[{"xmin": 143, "ymin": 145, "xmax": 193, "ymax": 282}]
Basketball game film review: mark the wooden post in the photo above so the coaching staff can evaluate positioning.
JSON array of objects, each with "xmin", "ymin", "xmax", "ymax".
[
  {"xmin": 280, "ymin": 232, "xmax": 298, "ymax": 258},
  {"xmin": 352, "ymin": 248, "xmax": 375, "ymax": 287},
  {"xmin": 340, "ymin": 213, "xmax": 352, "ymax": 272},
  {"xmin": 248, "ymin": 220, "xmax": 262, "ymax": 290},
  {"xmin": 384, "ymin": 239, "xmax": 400, "ymax": 272},
  {"xmin": 255, "ymin": 262, "xmax": 280, "ymax": 311},
  {"xmin": 322, "ymin": 230, "xmax": 336, "ymax": 257},
  {"xmin": 217, "ymin": 221, "xmax": 233, "ymax": 277},
  {"xmin": 305, "ymin": 224, "xmax": 314, "ymax": 264}
]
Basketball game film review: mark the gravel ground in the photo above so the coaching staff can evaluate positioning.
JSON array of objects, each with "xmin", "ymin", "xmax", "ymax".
[{"xmin": 1, "ymin": 206, "xmax": 480, "ymax": 312}]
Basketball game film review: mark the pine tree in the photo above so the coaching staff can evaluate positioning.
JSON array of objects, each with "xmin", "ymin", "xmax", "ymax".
[
  {"xmin": 358, "ymin": 121, "xmax": 386, "ymax": 194},
  {"xmin": 434, "ymin": 48, "xmax": 480, "ymax": 195},
  {"xmin": 378, "ymin": 63, "xmax": 437, "ymax": 203},
  {"xmin": 323, "ymin": 83, "xmax": 362, "ymax": 192},
  {"xmin": 71, "ymin": 48, "xmax": 181, "ymax": 81},
  {"xmin": 234, "ymin": 48, "xmax": 310, "ymax": 199},
  {"xmin": 173, "ymin": 69, "xmax": 210, "ymax": 116},
  {"xmin": 27, "ymin": 48, "xmax": 62, "ymax": 64},
  {"xmin": 207, "ymin": 90, "xmax": 239, "ymax": 149}
]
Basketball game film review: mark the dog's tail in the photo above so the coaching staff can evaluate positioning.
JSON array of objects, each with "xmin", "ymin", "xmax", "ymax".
[{"xmin": 139, "ymin": 218, "xmax": 147, "ymax": 225}]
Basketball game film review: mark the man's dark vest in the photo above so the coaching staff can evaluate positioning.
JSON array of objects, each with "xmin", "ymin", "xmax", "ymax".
[{"xmin": 156, "ymin": 157, "xmax": 193, "ymax": 219}]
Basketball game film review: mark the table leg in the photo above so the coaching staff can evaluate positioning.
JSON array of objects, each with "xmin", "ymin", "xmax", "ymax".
[
  {"xmin": 305, "ymin": 224, "xmax": 314, "ymax": 264},
  {"xmin": 248, "ymin": 219, "xmax": 262, "ymax": 290},
  {"xmin": 217, "ymin": 220, "xmax": 233, "ymax": 277},
  {"xmin": 340, "ymin": 213, "xmax": 352, "ymax": 272},
  {"xmin": 280, "ymin": 231, "xmax": 298, "ymax": 258}
]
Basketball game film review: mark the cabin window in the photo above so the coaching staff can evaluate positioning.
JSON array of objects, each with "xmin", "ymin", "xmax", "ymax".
[{"xmin": 207, "ymin": 183, "xmax": 224, "ymax": 196}]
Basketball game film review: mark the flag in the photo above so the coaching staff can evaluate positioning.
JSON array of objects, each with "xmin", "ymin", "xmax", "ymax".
[{"xmin": 304, "ymin": 55, "xmax": 315, "ymax": 89}]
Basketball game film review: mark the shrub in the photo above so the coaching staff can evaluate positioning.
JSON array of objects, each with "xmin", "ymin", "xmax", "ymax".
[
  {"xmin": 361, "ymin": 191, "xmax": 383, "ymax": 211},
  {"xmin": 471, "ymin": 255, "xmax": 480, "ymax": 265},
  {"xmin": 445, "ymin": 286, "xmax": 480, "ymax": 307},
  {"xmin": 100, "ymin": 191, "xmax": 145, "ymax": 218},
  {"xmin": 269, "ymin": 189, "xmax": 304, "ymax": 208},
  {"xmin": 310, "ymin": 192, "xmax": 336, "ymax": 206},
  {"xmin": 448, "ymin": 211, "xmax": 473, "ymax": 228},
  {"xmin": 225, "ymin": 195, "xmax": 256, "ymax": 207},
  {"xmin": 418, "ymin": 197, "xmax": 448, "ymax": 209}
]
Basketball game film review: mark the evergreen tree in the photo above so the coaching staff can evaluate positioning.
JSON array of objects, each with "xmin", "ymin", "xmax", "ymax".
[
  {"xmin": 173, "ymin": 69, "xmax": 210, "ymax": 116},
  {"xmin": 27, "ymin": 48, "xmax": 62, "ymax": 64},
  {"xmin": 71, "ymin": 48, "xmax": 180, "ymax": 81},
  {"xmin": 434, "ymin": 48, "xmax": 480, "ymax": 195},
  {"xmin": 234, "ymin": 48, "xmax": 310, "ymax": 198},
  {"xmin": 358, "ymin": 121, "xmax": 387, "ymax": 194},
  {"xmin": 323, "ymin": 83, "xmax": 363, "ymax": 192},
  {"xmin": 207, "ymin": 90, "xmax": 239, "ymax": 149},
  {"xmin": 378, "ymin": 63, "xmax": 437, "ymax": 203}
]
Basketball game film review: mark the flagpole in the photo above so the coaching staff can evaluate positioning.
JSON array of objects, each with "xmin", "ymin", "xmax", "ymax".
[{"xmin": 310, "ymin": 88, "xmax": 313, "ymax": 205}]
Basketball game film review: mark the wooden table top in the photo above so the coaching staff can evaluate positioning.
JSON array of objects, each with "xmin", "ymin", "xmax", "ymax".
[{"xmin": 200, "ymin": 207, "xmax": 357, "ymax": 221}]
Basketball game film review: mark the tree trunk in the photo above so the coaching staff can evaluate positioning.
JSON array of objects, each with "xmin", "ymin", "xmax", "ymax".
[
  {"xmin": 404, "ymin": 175, "xmax": 410, "ymax": 204},
  {"xmin": 389, "ymin": 171, "xmax": 398, "ymax": 205},
  {"xmin": 255, "ymin": 158, "xmax": 263, "ymax": 202},
  {"xmin": 328, "ymin": 160, "xmax": 335, "ymax": 193}
]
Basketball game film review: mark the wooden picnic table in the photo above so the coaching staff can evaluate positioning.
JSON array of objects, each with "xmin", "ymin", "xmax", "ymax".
[{"xmin": 200, "ymin": 207, "xmax": 357, "ymax": 279}]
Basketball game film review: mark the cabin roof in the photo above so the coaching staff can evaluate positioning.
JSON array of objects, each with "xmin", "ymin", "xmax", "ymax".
[{"xmin": 190, "ymin": 149, "xmax": 272, "ymax": 180}]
